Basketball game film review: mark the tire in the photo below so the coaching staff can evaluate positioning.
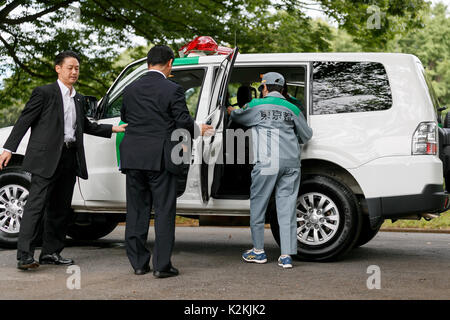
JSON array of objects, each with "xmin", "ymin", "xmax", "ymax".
[
  {"xmin": 0, "ymin": 168, "xmax": 31, "ymax": 248},
  {"xmin": 67, "ymin": 214, "xmax": 119, "ymax": 241},
  {"xmin": 269, "ymin": 175, "xmax": 362, "ymax": 262},
  {"xmin": 354, "ymin": 215, "xmax": 382, "ymax": 248}
]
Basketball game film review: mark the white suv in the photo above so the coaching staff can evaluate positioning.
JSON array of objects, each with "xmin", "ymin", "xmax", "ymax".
[{"xmin": 0, "ymin": 48, "xmax": 448, "ymax": 261}]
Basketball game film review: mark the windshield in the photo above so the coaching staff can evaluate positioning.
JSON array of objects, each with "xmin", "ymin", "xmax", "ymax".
[{"xmin": 108, "ymin": 60, "xmax": 147, "ymax": 103}]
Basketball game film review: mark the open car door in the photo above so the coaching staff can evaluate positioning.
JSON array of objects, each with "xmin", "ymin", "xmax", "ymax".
[{"xmin": 200, "ymin": 47, "xmax": 239, "ymax": 203}]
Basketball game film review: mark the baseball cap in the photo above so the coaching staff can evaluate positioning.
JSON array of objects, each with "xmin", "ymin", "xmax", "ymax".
[{"xmin": 258, "ymin": 72, "xmax": 285, "ymax": 92}]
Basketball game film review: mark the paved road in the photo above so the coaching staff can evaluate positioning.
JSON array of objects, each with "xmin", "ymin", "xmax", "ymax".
[{"xmin": 0, "ymin": 226, "xmax": 449, "ymax": 300}]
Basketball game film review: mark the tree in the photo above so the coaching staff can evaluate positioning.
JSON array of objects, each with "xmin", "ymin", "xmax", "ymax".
[
  {"xmin": 315, "ymin": 0, "xmax": 429, "ymax": 51},
  {"xmin": 0, "ymin": 1, "xmax": 275, "ymax": 97},
  {"xmin": 330, "ymin": 27, "xmax": 363, "ymax": 52},
  {"xmin": 0, "ymin": 0, "xmax": 275, "ymax": 126},
  {"xmin": 0, "ymin": 0, "xmax": 429, "ymax": 127},
  {"xmin": 388, "ymin": 2, "xmax": 449, "ymax": 107},
  {"xmin": 235, "ymin": 10, "xmax": 334, "ymax": 53}
]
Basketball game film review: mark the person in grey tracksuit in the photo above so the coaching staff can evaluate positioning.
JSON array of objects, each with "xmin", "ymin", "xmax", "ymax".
[{"xmin": 228, "ymin": 72, "xmax": 312, "ymax": 268}]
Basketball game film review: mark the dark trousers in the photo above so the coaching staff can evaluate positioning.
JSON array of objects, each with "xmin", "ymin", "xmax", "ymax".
[
  {"xmin": 17, "ymin": 147, "xmax": 77, "ymax": 260},
  {"xmin": 125, "ymin": 169, "xmax": 177, "ymax": 272}
]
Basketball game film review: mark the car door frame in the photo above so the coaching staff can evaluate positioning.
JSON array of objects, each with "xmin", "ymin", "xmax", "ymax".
[
  {"xmin": 79, "ymin": 61, "xmax": 210, "ymax": 208},
  {"xmin": 198, "ymin": 48, "xmax": 241, "ymax": 203},
  {"xmin": 198, "ymin": 58, "xmax": 312, "ymax": 205}
]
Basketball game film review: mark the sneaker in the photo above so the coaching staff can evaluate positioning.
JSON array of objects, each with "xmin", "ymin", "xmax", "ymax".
[
  {"xmin": 242, "ymin": 249, "xmax": 267, "ymax": 264},
  {"xmin": 278, "ymin": 255, "xmax": 293, "ymax": 269}
]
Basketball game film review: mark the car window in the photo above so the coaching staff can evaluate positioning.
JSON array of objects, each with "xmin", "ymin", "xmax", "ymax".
[
  {"xmin": 107, "ymin": 59, "xmax": 146, "ymax": 102},
  {"xmin": 312, "ymin": 61, "xmax": 392, "ymax": 114},
  {"xmin": 227, "ymin": 65, "xmax": 307, "ymax": 116},
  {"xmin": 102, "ymin": 67, "xmax": 206, "ymax": 119},
  {"xmin": 170, "ymin": 68, "xmax": 206, "ymax": 117},
  {"xmin": 104, "ymin": 94, "xmax": 124, "ymax": 119}
]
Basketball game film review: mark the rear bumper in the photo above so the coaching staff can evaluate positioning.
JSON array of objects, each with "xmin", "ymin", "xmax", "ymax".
[{"xmin": 366, "ymin": 184, "xmax": 448, "ymax": 227}]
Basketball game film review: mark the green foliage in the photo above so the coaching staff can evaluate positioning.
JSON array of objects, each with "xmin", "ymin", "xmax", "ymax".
[
  {"xmin": 331, "ymin": 28, "xmax": 363, "ymax": 52},
  {"xmin": 0, "ymin": 0, "xmax": 279, "ymax": 127},
  {"xmin": 316, "ymin": 0, "xmax": 429, "ymax": 51},
  {"xmin": 327, "ymin": 2, "xmax": 449, "ymax": 108},
  {"xmin": 0, "ymin": 0, "xmax": 440, "ymax": 128},
  {"xmin": 236, "ymin": 11, "xmax": 334, "ymax": 53},
  {"xmin": 382, "ymin": 211, "xmax": 450, "ymax": 230}
]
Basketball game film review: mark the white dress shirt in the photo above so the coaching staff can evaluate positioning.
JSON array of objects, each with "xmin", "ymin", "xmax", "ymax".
[
  {"xmin": 57, "ymin": 79, "xmax": 77, "ymax": 143},
  {"xmin": 148, "ymin": 69, "xmax": 167, "ymax": 79},
  {"xmin": 2, "ymin": 80, "xmax": 77, "ymax": 154}
]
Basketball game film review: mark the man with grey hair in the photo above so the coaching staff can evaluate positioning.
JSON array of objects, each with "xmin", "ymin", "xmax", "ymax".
[{"xmin": 227, "ymin": 72, "xmax": 312, "ymax": 268}]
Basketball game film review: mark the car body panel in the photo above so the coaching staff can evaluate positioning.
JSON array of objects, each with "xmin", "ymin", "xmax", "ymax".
[{"xmin": 0, "ymin": 52, "xmax": 444, "ymax": 216}]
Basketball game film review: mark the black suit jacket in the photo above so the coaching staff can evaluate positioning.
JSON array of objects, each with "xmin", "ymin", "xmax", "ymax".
[
  {"xmin": 3, "ymin": 82, "xmax": 113, "ymax": 179},
  {"xmin": 119, "ymin": 71, "xmax": 197, "ymax": 174}
]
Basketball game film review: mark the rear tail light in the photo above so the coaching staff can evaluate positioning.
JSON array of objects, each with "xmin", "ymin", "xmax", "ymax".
[{"xmin": 412, "ymin": 122, "xmax": 437, "ymax": 155}]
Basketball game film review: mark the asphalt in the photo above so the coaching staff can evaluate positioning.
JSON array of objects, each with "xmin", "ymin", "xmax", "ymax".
[{"xmin": 0, "ymin": 226, "xmax": 449, "ymax": 300}]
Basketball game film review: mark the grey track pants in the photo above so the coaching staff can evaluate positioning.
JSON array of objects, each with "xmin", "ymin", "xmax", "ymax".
[{"xmin": 249, "ymin": 163, "xmax": 300, "ymax": 255}]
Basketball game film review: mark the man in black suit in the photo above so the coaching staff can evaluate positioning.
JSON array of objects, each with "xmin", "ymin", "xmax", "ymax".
[
  {"xmin": 120, "ymin": 45, "xmax": 212, "ymax": 277},
  {"xmin": 0, "ymin": 51, "xmax": 127, "ymax": 270}
]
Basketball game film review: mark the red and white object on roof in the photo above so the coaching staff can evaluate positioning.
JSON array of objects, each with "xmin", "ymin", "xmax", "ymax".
[{"xmin": 179, "ymin": 36, "xmax": 233, "ymax": 58}]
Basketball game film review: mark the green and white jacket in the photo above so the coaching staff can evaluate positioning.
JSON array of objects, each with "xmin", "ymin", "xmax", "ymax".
[{"xmin": 230, "ymin": 91, "xmax": 313, "ymax": 169}]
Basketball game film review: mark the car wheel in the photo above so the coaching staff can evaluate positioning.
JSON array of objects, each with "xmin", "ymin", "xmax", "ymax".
[
  {"xmin": 67, "ymin": 214, "xmax": 119, "ymax": 241},
  {"xmin": 0, "ymin": 168, "xmax": 31, "ymax": 248},
  {"xmin": 269, "ymin": 175, "xmax": 362, "ymax": 261},
  {"xmin": 354, "ymin": 215, "xmax": 382, "ymax": 248}
]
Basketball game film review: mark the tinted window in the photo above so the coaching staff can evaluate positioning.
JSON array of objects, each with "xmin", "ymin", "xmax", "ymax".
[
  {"xmin": 108, "ymin": 59, "xmax": 145, "ymax": 100},
  {"xmin": 227, "ymin": 65, "xmax": 307, "ymax": 117},
  {"xmin": 170, "ymin": 68, "xmax": 206, "ymax": 117},
  {"xmin": 104, "ymin": 94, "xmax": 123, "ymax": 119},
  {"xmin": 312, "ymin": 62, "xmax": 392, "ymax": 114}
]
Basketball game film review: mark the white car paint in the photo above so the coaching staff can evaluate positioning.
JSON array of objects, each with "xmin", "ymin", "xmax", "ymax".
[{"xmin": 0, "ymin": 52, "xmax": 443, "ymax": 216}]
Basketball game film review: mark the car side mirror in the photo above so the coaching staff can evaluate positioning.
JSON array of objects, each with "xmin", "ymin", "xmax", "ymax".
[{"xmin": 84, "ymin": 96, "xmax": 98, "ymax": 118}]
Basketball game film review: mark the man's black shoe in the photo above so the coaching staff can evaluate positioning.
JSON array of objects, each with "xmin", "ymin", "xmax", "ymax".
[
  {"xmin": 17, "ymin": 257, "xmax": 39, "ymax": 270},
  {"xmin": 134, "ymin": 266, "xmax": 151, "ymax": 275},
  {"xmin": 153, "ymin": 267, "xmax": 179, "ymax": 279},
  {"xmin": 39, "ymin": 253, "xmax": 74, "ymax": 266}
]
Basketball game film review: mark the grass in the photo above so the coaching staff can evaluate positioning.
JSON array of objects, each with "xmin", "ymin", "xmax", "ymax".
[
  {"xmin": 175, "ymin": 216, "xmax": 199, "ymax": 226},
  {"xmin": 175, "ymin": 212, "xmax": 450, "ymax": 230},
  {"xmin": 159, "ymin": 212, "xmax": 450, "ymax": 231},
  {"xmin": 381, "ymin": 211, "xmax": 450, "ymax": 230}
]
